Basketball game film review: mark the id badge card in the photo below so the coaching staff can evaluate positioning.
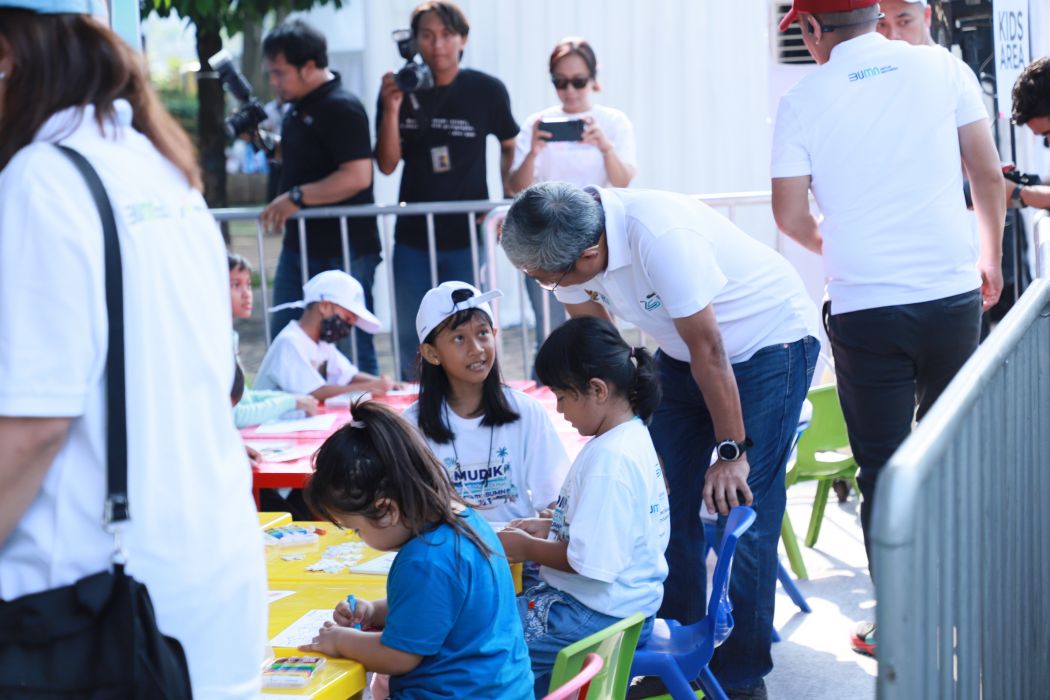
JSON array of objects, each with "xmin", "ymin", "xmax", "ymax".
[{"xmin": 430, "ymin": 145, "xmax": 451, "ymax": 174}]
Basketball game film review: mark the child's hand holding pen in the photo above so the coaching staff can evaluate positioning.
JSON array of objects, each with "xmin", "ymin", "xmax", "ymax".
[{"xmin": 334, "ymin": 594, "xmax": 372, "ymax": 629}]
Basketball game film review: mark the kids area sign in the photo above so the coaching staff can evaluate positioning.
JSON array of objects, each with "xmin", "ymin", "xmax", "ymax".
[{"xmin": 993, "ymin": 0, "xmax": 1031, "ymax": 117}]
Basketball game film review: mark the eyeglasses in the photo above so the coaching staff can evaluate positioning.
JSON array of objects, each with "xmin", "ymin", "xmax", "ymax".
[
  {"xmin": 551, "ymin": 76, "xmax": 591, "ymax": 90},
  {"xmin": 532, "ymin": 261, "xmax": 575, "ymax": 292}
]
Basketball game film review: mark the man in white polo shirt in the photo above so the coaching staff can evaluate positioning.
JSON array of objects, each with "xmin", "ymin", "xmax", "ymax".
[
  {"xmin": 876, "ymin": 0, "xmax": 932, "ymax": 46},
  {"xmin": 501, "ymin": 182, "xmax": 819, "ymax": 699},
  {"xmin": 772, "ymin": 0, "xmax": 1005, "ymax": 657}
]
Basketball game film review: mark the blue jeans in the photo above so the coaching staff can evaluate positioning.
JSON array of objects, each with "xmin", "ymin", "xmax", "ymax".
[
  {"xmin": 648, "ymin": 336, "xmax": 818, "ymax": 689},
  {"xmin": 270, "ymin": 247, "xmax": 381, "ymax": 375},
  {"xmin": 393, "ymin": 243, "xmax": 476, "ymax": 381},
  {"xmin": 518, "ymin": 583, "xmax": 654, "ymax": 699}
]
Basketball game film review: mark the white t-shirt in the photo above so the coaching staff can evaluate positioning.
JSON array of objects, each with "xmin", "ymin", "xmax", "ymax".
[
  {"xmin": 253, "ymin": 319, "xmax": 358, "ymax": 394},
  {"xmin": 555, "ymin": 187, "xmax": 819, "ymax": 363},
  {"xmin": 403, "ymin": 388, "xmax": 569, "ymax": 523},
  {"xmin": 0, "ymin": 103, "xmax": 265, "ymax": 698},
  {"xmin": 541, "ymin": 418, "xmax": 670, "ymax": 619},
  {"xmin": 512, "ymin": 104, "xmax": 637, "ymax": 186},
  {"xmin": 771, "ymin": 32, "xmax": 987, "ymax": 314}
]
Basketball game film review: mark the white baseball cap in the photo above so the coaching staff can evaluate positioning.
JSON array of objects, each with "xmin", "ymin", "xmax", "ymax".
[
  {"xmin": 903, "ymin": 0, "xmax": 928, "ymax": 4},
  {"xmin": 416, "ymin": 281, "xmax": 503, "ymax": 344},
  {"xmin": 270, "ymin": 270, "xmax": 382, "ymax": 334},
  {"xmin": 0, "ymin": 0, "xmax": 108, "ymax": 16}
]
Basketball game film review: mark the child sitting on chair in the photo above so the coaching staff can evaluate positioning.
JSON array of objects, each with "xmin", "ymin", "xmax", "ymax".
[
  {"xmin": 498, "ymin": 316, "xmax": 670, "ymax": 696},
  {"xmin": 228, "ymin": 254, "xmax": 318, "ymax": 428},
  {"xmin": 255, "ymin": 270, "xmax": 392, "ymax": 400}
]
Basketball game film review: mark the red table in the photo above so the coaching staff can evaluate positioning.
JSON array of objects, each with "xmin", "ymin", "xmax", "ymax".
[{"xmin": 247, "ymin": 380, "xmax": 550, "ymax": 506}]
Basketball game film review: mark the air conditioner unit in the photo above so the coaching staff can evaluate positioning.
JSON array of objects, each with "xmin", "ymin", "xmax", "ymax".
[{"xmin": 774, "ymin": 2, "xmax": 815, "ymax": 64}]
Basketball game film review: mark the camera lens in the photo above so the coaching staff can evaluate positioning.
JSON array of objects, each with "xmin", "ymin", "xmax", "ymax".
[{"xmin": 395, "ymin": 62, "xmax": 434, "ymax": 93}]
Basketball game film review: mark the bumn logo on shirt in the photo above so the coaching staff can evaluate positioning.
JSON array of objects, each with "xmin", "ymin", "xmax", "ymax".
[{"xmin": 848, "ymin": 65, "xmax": 898, "ymax": 82}]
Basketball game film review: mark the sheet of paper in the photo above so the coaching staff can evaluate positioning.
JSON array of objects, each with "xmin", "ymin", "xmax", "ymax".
[
  {"xmin": 269, "ymin": 609, "xmax": 333, "ymax": 647},
  {"xmin": 267, "ymin": 590, "xmax": 295, "ymax": 604},
  {"xmin": 322, "ymin": 391, "xmax": 371, "ymax": 407},
  {"xmin": 245, "ymin": 442, "xmax": 318, "ymax": 463},
  {"xmin": 254, "ymin": 413, "xmax": 338, "ymax": 435},
  {"xmin": 349, "ymin": 551, "xmax": 397, "ymax": 575}
]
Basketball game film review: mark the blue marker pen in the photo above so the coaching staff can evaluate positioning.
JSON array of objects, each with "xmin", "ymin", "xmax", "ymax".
[{"xmin": 346, "ymin": 594, "xmax": 362, "ymax": 630}]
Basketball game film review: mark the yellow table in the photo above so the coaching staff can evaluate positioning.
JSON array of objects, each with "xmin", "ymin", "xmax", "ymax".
[
  {"xmin": 259, "ymin": 512, "xmax": 293, "ymax": 529},
  {"xmin": 265, "ymin": 586, "xmax": 370, "ymax": 700},
  {"xmin": 265, "ymin": 522, "xmax": 392, "ymax": 588}
]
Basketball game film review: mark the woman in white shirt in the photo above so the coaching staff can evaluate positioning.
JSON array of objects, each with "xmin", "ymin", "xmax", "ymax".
[{"xmin": 509, "ymin": 37, "xmax": 637, "ymax": 355}]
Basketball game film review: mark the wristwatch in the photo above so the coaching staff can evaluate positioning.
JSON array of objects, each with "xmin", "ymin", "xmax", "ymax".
[
  {"xmin": 1010, "ymin": 184, "xmax": 1026, "ymax": 208},
  {"xmin": 288, "ymin": 185, "xmax": 305, "ymax": 208},
  {"xmin": 716, "ymin": 437, "xmax": 753, "ymax": 462}
]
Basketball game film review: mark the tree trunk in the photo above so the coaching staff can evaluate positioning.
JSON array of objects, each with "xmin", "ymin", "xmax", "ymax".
[
  {"xmin": 196, "ymin": 23, "xmax": 230, "ymax": 243},
  {"xmin": 240, "ymin": 15, "xmax": 270, "ymax": 103}
]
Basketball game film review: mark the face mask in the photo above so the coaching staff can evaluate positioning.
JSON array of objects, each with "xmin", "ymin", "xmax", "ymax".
[{"xmin": 320, "ymin": 316, "xmax": 352, "ymax": 343}]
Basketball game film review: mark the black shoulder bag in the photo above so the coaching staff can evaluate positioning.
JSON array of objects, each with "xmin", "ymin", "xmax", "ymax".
[{"xmin": 0, "ymin": 146, "xmax": 193, "ymax": 699}]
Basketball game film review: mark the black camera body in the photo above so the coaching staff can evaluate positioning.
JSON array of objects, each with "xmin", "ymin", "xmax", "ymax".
[
  {"xmin": 392, "ymin": 28, "xmax": 434, "ymax": 93},
  {"xmin": 209, "ymin": 50, "xmax": 269, "ymax": 143}
]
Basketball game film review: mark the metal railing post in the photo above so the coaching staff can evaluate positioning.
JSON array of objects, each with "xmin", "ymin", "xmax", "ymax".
[{"xmin": 255, "ymin": 219, "xmax": 271, "ymax": 344}]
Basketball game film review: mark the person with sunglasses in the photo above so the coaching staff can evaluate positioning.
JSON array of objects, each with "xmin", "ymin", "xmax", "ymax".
[
  {"xmin": 509, "ymin": 37, "xmax": 636, "ymax": 363},
  {"xmin": 1007, "ymin": 56, "xmax": 1050, "ymax": 210}
]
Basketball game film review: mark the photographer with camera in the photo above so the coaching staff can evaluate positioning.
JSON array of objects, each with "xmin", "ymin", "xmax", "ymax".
[
  {"xmin": 1008, "ymin": 57, "xmax": 1050, "ymax": 210},
  {"xmin": 260, "ymin": 20, "xmax": 382, "ymax": 375},
  {"xmin": 375, "ymin": 1, "xmax": 519, "ymax": 380}
]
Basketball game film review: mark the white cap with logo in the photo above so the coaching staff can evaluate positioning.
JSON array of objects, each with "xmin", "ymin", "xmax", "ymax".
[
  {"xmin": 415, "ymin": 281, "xmax": 503, "ymax": 344},
  {"xmin": 270, "ymin": 270, "xmax": 382, "ymax": 334}
]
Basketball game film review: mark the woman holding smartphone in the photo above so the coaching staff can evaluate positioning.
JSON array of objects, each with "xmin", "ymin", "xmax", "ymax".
[{"xmin": 509, "ymin": 37, "xmax": 636, "ymax": 355}]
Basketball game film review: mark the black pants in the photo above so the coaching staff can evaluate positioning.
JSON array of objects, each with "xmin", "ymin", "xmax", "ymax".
[{"xmin": 826, "ymin": 290, "xmax": 982, "ymax": 574}]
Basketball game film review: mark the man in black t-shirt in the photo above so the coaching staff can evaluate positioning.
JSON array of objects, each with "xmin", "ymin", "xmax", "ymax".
[
  {"xmin": 375, "ymin": 1, "xmax": 519, "ymax": 379},
  {"xmin": 260, "ymin": 20, "xmax": 382, "ymax": 374}
]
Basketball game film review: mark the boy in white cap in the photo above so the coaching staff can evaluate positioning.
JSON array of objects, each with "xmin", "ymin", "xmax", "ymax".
[{"xmin": 255, "ymin": 270, "xmax": 393, "ymax": 399}]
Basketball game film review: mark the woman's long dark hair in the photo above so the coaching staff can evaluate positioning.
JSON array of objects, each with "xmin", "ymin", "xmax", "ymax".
[
  {"xmin": 305, "ymin": 401, "xmax": 493, "ymax": 557},
  {"xmin": 0, "ymin": 10, "xmax": 201, "ymax": 188},
  {"xmin": 535, "ymin": 316, "xmax": 661, "ymax": 422},
  {"xmin": 416, "ymin": 308, "xmax": 519, "ymax": 444}
]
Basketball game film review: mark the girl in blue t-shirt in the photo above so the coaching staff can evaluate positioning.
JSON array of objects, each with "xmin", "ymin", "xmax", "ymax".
[
  {"xmin": 299, "ymin": 400, "xmax": 533, "ymax": 700},
  {"xmin": 498, "ymin": 316, "xmax": 670, "ymax": 695}
]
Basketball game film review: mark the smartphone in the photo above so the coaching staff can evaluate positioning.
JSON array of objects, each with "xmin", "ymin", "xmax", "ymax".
[
  {"xmin": 262, "ymin": 656, "xmax": 326, "ymax": 688},
  {"xmin": 538, "ymin": 118, "xmax": 585, "ymax": 142}
]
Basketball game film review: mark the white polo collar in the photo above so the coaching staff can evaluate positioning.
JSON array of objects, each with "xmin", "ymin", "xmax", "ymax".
[
  {"xmin": 586, "ymin": 185, "xmax": 632, "ymax": 274},
  {"xmin": 828, "ymin": 31, "xmax": 886, "ymax": 63}
]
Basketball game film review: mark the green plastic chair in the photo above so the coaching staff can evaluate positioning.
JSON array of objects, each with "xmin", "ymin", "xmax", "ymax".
[
  {"xmin": 547, "ymin": 612, "xmax": 646, "ymax": 700},
  {"xmin": 781, "ymin": 384, "xmax": 859, "ymax": 580}
]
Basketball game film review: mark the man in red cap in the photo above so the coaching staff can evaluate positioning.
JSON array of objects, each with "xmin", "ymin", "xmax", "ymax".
[{"xmin": 772, "ymin": 0, "xmax": 1005, "ymax": 658}]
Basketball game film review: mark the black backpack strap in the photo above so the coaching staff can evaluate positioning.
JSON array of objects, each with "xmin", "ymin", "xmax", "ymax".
[{"xmin": 55, "ymin": 145, "xmax": 129, "ymax": 526}]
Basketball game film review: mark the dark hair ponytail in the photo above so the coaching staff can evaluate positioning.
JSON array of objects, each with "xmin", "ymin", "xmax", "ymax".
[
  {"xmin": 535, "ymin": 316, "xmax": 661, "ymax": 421},
  {"xmin": 305, "ymin": 400, "xmax": 493, "ymax": 557}
]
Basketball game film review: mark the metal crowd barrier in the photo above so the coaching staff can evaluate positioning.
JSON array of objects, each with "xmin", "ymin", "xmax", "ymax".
[
  {"xmin": 212, "ymin": 191, "xmax": 775, "ymax": 379},
  {"xmin": 872, "ymin": 221, "xmax": 1050, "ymax": 698}
]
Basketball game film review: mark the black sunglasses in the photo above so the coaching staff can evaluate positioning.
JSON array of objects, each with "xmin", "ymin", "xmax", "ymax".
[{"xmin": 551, "ymin": 76, "xmax": 591, "ymax": 90}]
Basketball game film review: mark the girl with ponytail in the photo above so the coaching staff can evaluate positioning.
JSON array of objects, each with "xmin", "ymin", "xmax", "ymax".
[{"xmin": 497, "ymin": 316, "xmax": 670, "ymax": 695}]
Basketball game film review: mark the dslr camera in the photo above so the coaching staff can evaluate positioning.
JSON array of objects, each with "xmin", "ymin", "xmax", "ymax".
[
  {"xmin": 209, "ymin": 49, "xmax": 273, "ymax": 151},
  {"xmin": 392, "ymin": 28, "xmax": 434, "ymax": 93}
]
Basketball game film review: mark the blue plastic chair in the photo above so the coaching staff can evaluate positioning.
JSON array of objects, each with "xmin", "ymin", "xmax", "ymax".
[
  {"xmin": 702, "ymin": 522, "xmax": 810, "ymax": 644},
  {"xmin": 630, "ymin": 506, "xmax": 757, "ymax": 700}
]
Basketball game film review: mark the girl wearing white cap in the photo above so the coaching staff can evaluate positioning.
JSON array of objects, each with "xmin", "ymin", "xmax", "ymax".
[{"xmin": 403, "ymin": 281, "xmax": 570, "ymax": 527}]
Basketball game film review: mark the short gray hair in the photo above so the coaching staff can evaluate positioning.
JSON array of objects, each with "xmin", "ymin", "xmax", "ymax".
[{"xmin": 501, "ymin": 182, "xmax": 605, "ymax": 274}]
